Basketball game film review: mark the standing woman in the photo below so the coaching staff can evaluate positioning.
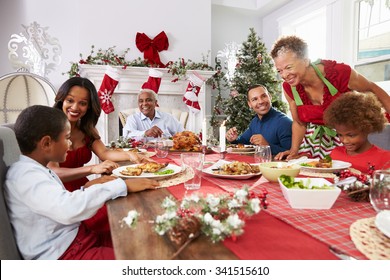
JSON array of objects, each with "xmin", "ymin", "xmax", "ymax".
[
  {"xmin": 270, "ymin": 35, "xmax": 390, "ymax": 160},
  {"xmin": 48, "ymin": 77, "xmax": 152, "ymax": 233}
]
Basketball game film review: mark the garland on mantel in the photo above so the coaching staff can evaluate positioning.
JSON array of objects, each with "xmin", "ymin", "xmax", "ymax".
[
  {"xmin": 64, "ymin": 45, "xmax": 226, "ymax": 127},
  {"xmin": 64, "ymin": 45, "xmax": 221, "ymax": 84}
]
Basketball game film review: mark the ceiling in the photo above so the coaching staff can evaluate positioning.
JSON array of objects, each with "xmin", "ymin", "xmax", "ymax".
[{"xmin": 212, "ymin": 0, "xmax": 292, "ymax": 17}]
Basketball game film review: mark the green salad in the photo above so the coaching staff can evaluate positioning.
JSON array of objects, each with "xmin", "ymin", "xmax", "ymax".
[
  {"xmin": 154, "ymin": 169, "xmax": 174, "ymax": 175},
  {"xmin": 279, "ymin": 175, "xmax": 334, "ymax": 190}
]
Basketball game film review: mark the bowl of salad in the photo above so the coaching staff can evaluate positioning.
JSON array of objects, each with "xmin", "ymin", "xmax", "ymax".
[{"xmin": 278, "ymin": 175, "xmax": 341, "ymax": 209}]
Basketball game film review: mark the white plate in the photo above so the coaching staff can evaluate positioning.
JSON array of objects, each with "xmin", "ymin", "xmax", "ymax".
[
  {"xmin": 122, "ymin": 148, "xmax": 147, "ymax": 153},
  {"xmin": 112, "ymin": 163, "xmax": 181, "ymax": 179},
  {"xmin": 375, "ymin": 210, "xmax": 390, "ymax": 238},
  {"xmin": 227, "ymin": 145, "xmax": 255, "ymax": 153},
  {"xmin": 202, "ymin": 159, "xmax": 261, "ymax": 180},
  {"xmin": 300, "ymin": 159, "xmax": 351, "ymax": 173}
]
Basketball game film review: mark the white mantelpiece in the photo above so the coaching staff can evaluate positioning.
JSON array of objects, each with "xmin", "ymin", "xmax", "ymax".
[{"xmin": 78, "ymin": 65, "xmax": 216, "ymax": 143}]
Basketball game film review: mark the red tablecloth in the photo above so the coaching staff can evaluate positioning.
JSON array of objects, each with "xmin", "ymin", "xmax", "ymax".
[{"xmin": 160, "ymin": 152, "xmax": 350, "ymax": 259}]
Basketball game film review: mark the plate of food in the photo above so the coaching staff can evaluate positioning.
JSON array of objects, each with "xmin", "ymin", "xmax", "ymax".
[
  {"xmin": 300, "ymin": 158, "xmax": 351, "ymax": 173},
  {"xmin": 203, "ymin": 160, "xmax": 261, "ymax": 180},
  {"xmin": 227, "ymin": 144, "xmax": 256, "ymax": 154},
  {"xmin": 112, "ymin": 162, "xmax": 182, "ymax": 179}
]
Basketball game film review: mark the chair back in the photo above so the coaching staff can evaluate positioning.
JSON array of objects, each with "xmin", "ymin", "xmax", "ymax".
[
  {"xmin": 368, "ymin": 124, "xmax": 390, "ymax": 151},
  {"xmin": 0, "ymin": 71, "xmax": 56, "ymax": 124},
  {"xmin": 0, "ymin": 125, "xmax": 22, "ymax": 259}
]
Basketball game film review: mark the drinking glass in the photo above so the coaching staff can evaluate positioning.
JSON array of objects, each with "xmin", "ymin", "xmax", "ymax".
[
  {"xmin": 370, "ymin": 170, "xmax": 390, "ymax": 212},
  {"xmin": 181, "ymin": 153, "xmax": 204, "ymax": 190},
  {"xmin": 155, "ymin": 139, "xmax": 169, "ymax": 158},
  {"xmin": 254, "ymin": 145, "xmax": 272, "ymax": 163}
]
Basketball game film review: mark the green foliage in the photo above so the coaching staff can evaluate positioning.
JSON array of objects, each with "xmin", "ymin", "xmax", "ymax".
[{"xmin": 216, "ymin": 28, "xmax": 287, "ymax": 134}]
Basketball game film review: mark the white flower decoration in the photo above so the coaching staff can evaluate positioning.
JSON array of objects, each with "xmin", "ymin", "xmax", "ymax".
[{"xmin": 121, "ymin": 210, "xmax": 139, "ymax": 228}]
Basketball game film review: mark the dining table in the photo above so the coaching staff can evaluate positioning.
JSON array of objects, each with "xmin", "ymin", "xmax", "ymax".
[{"xmin": 106, "ymin": 150, "xmax": 376, "ymax": 260}]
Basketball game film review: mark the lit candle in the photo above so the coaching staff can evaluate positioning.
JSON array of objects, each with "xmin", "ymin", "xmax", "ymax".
[
  {"xmin": 202, "ymin": 118, "xmax": 207, "ymax": 146},
  {"xmin": 219, "ymin": 120, "xmax": 226, "ymax": 152}
]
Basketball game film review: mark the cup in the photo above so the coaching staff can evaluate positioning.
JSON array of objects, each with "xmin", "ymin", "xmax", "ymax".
[
  {"xmin": 370, "ymin": 170, "xmax": 390, "ymax": 212},
  {"xmin": 155, "ymin": 139, "xmax": 169, "ymax": 158},
  {"xmin": 254, "ymin": 145, "xmax": 272, "ymax": 163},
  {"xmin": 181, "ymin": 153, "xmax": 204, "ymax": 190}
]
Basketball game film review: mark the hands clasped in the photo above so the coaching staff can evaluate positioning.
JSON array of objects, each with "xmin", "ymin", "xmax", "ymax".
[{"xmin": 145, "ymin": 126, "xmax": 164, "ymax": 138}]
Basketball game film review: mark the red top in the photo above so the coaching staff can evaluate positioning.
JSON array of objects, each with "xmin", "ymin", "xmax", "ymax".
[
  {"xmin": 283, "ymin": 59, "xmax": 352, "ymax": 124},
  {"xmin": 60, "ymin": 137, "xmax": 92, "ymax": 192},
  {"xmin": 330, "ymin": 145, "xmax": 390, "ymax": 173}
]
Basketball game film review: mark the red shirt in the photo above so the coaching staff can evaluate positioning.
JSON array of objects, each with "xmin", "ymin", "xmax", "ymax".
[
  {"xmin": 330, "ymin": 145, "xmax": 390, "ymax": 174},
  {"xmin": 283, "ymin": 59, "xmax": 352, "ymax": 124}
]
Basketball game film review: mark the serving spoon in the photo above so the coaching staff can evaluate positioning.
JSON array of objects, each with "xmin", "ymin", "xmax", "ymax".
[{"xmin": 330, "ymin": 176, "xmax": 357, "ymax": 188}]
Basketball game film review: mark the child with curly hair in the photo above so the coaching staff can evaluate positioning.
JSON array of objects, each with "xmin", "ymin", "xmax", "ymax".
[{"xmin": 323, "ymin": 92, "xmax": 390, "ymax": 174}]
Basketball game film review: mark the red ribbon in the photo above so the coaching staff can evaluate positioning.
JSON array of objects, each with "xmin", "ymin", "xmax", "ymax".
[{"xmin": 136, "ymin": 31, "xmax": 169, "ymax": 68}]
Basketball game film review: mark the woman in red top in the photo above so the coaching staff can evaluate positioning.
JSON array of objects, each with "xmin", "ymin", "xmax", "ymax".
[
  {"xmin": 48, "ymin": 77, "xmax": 153, "ymax": 233},
  {"xmin": 270, "ymin": 35, "xmax": 390, "ymax": 160},
  {"xmin": 323, "ymin": 92, "xmax": 390, "ymax": 173}
]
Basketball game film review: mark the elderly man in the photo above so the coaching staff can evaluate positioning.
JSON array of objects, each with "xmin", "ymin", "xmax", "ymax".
[
  {"xmin": 226, "ymin": 84, "xmax": 292, "ymax": 155},
  {"xmin": 122, "ymin": 70, "xmax": 184, "ymax": 139}
]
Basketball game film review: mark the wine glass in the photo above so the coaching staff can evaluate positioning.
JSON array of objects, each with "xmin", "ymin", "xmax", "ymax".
[
  {"xmin": 155, "ymin": 139, "xmax": 169, "ymax": 158},
  {"xmin": 370, "ymin": 170, "xmax": 390, "ymax": 212},
  {"xmin": 254, "ymin": 145, "xmax": 272, "ymax": 163}
]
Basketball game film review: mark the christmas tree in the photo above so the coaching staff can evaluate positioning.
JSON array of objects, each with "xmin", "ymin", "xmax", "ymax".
[{"xmin": 218, "ymin": 28, "xmax": 287, "ymax": 134}]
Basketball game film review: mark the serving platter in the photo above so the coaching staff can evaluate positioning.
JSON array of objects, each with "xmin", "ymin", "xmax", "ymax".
[
  {"xmin": 202, "ymin": 160, "xmax": 261, "ymax": 180},
  {"xmin": 227, "ymin": 144, "xmax": 255, "ymax": 153},
  {"xmin": 300, "ymin": 160, "xmax": 351, "ymax": 173},
  {"xmin": 112, "ymin": 163, "xmax": 181, "ymax": 179}
]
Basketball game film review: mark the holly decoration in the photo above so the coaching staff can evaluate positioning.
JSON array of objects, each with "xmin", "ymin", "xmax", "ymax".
[{"xmin": 336, "ymin": 163, "xmax": 375, "ymax": 202}]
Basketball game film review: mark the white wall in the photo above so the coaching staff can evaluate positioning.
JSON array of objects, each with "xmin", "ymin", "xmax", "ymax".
[
  {"xmin": 0, "ymin": 0, "xmax": 212, "ymax": 90},
  {"xmin": 262, "ymin": 0, "xmax": 355, "ymax": 64}
]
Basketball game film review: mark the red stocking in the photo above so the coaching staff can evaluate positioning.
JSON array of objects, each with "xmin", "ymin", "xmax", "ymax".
[
  {"xmin": 98, "ymin": 66, "xmax": 119, "ymax": 114},
  {"xmin": 182, "ymin": 72, "xmax": 205, "ymax": 113}
]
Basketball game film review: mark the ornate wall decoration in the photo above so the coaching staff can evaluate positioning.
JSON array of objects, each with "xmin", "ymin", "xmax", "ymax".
[{"xmin": 8, "ymin": 21, "xmax": 62, "ymax": 77}]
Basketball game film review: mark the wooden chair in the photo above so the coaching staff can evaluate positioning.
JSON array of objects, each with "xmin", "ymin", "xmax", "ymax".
[
  {"xmin": 118, "ymin": 107, "xmax": 189, "ymax": 136},
  {"xmin": 0, "ymin": 125, "xmax": 22, "ymax": 259}
]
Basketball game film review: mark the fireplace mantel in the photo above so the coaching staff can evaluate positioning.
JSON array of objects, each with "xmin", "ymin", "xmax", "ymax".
[{"xmin": 79, "ymin": 65, "xmax": 216, "ymax": 143}]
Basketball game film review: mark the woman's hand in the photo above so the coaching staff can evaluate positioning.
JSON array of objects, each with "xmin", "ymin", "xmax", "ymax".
[
  {"xmin": 128, "ymin": 152, "xmax": 155, "ymax": 163},
  {"xmin": 274, "ymin": 149, "xmax": 300, "ymax": 161},
  {"xmin": 124, "ymin": 178, "xmax": 160, "ymax": 192},
  {"xmin": 90, "ymin": 160, "xmax": 119, "ymax": 175}
]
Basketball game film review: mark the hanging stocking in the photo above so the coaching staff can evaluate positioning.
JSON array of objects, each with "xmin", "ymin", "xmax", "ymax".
[
  {"xmin": 182, "ymin": 72, "xmax": 205, "ymax": 114},
  {"xmin": 98, "ymin": 66, "xmax": 119, "ymax": 114}
]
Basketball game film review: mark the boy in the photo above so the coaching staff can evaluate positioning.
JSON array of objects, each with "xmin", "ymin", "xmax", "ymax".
[{"xmin": 4, "ymin": 105, "xmax": 159, "ymax": 259}]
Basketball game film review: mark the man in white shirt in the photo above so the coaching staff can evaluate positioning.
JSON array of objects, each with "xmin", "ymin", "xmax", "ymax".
[{"xmin": 122, "ymin": 70, "xmax": 184, "ymax": 139}]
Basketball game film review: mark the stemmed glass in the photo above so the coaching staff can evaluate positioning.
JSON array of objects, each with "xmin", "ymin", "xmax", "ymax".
[
  {"xmin": 254, "ymin": 145, "xmax": 272, "ymax": 163},
  {"xmin": 370, "ymin": 170, "xmax": 390, "ymax": 212},
  {"xmin": 155, "ymin": 139, "xmax": 169, "ymax": 158}
]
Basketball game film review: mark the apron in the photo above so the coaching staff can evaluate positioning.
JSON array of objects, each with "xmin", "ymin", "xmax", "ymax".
[{"xmin": 291, "ymin": 60, "xmax": 342, "ymax": 159}]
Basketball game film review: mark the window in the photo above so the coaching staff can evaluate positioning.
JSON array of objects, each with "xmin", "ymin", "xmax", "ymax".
[
  {"xmin": 281, "ymin": 7, "xmax": 327, "ymax": 61},
  {"xmin": 357, "ymin": 0, "xmax": 390, "ymax": 61}
]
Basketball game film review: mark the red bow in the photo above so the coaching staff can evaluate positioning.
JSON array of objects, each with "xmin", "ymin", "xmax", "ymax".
[{"xmin": 136, "ymin": 31, "xmax": 169, "ymax": 68}]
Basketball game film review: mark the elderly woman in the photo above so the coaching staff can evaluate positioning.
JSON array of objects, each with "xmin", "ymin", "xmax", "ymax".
[{"xmin": 270, "ymin": 35, "xmax": 390, "ymax": 160}]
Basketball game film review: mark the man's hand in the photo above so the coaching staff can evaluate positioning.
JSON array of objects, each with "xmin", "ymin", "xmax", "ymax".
[
  {"xmin": 249, "ymin": 134, "xmax": 269, "ymax": 146},
  {"xmin": 144, "ymin": 125, "xmax": 163, "ymax": 138},
  {"xmin": 226, "ymin": 127, "xmax": 239, "ymax": 142}
]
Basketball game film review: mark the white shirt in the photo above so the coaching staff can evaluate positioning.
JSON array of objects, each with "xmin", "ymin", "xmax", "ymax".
[
  {"xmin": 4, "ymin": 155, "xmax": 127, "ymax": 260},
  {"xmin": 122, "ymin": 110, "xmax": 184, "ymax": 140}
]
